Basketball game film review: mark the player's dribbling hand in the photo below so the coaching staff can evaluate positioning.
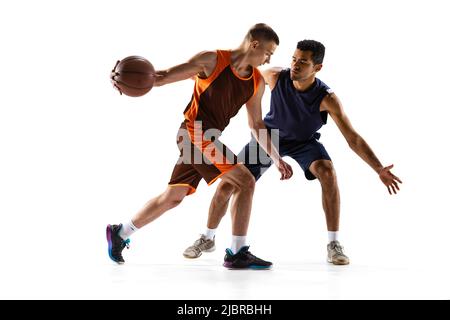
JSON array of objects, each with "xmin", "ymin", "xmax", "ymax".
[
  {"xmin": 110, "ymin": 60, "xmax": 122, "ymax": 94},
  {"xmin": 379, "ymin": 164, "xmax": 402, "ymax": 195}
]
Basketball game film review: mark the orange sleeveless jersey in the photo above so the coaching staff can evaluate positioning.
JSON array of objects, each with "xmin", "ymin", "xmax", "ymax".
[
  {"xmin": 168, "ymin": 51, "xmax": 262, "ymax": 194},
  {"xmin": 183, "ymin": 50, "xmax": 262, "ymax": 141}
]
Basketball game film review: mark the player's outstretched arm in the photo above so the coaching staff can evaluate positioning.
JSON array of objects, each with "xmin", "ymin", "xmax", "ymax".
[
  {"xmin": 154, "ymin": 51, "xmax": 217, "ymax": 87},
  {"xmin": 322, "ymin": 93, "xmax": 403, "ymax": 195}
]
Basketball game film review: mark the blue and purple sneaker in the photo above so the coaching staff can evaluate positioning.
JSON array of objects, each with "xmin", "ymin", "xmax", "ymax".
[
  {"xmin": 106, "ymin": 224, "xmax": 130, "ymax": 264},
  {"xmin": 223, "ymin": 246, "xmax": 272, "ymax": 270}
]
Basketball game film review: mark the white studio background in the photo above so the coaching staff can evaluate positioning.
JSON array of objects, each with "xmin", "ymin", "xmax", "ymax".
[{"xmin": 0, "ymin": 0, "xmax": 449, "ymax": 299}]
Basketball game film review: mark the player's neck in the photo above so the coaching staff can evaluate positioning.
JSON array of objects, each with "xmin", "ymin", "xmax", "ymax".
[
  {"xmin": 230, "ymin": 48, "xmax": 253, "ymax": 76},
  {"xmin": 292, "ymin": 76, "xmax": 316, "ymax": 92}
]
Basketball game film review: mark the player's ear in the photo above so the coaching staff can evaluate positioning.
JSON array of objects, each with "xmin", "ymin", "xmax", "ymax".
[
  {"xmin": 250, "ymin": 40, "xmax": 259, "ymax": 49},
  {"xmin": 314, "ymin": 64, "xmax": 323, "ymax": 72}
]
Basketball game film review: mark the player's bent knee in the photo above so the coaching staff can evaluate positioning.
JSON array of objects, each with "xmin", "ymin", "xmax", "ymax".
[
  {"xmin": 235, "ymin": 171, "xmax": 255, "ymax": 192},
  {"xmin": 316, "ymin": 164, "xmax": 336, "ymax": 182},
  {"xmin": 169, "ymin": 198, "xmax": 184, "ymax": 208},
  {"xmin": 161, "ymin": 187, "xmax": 189, "ymax": 208},
  {"xmin": 161, "ymin": 195, "xmax": 184, "ymax": 210},
  {"xmin": 218, "ymin": 182, "xmax": 235, "ymax": 196}
]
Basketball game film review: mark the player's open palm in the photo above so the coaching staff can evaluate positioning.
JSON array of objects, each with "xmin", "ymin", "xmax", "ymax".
[{"xmin": 379, "ymin": 164, "xmax": 402, "ymax": 195}]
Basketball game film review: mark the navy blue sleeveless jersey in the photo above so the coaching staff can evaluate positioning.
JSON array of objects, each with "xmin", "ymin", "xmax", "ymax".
[{"xmin": 264, "ymin": 69, "xmax": 332, "ymax": 142}]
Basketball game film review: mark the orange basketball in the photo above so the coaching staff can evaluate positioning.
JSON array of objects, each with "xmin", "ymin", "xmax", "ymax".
[{"xmin": 110, "ymin": 56, "xmax": 155, "ymax": 97}]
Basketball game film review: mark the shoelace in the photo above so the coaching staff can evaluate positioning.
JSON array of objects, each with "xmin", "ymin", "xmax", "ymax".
[
  {"xmin": 190, "ymin": 246, "xmax": 202, "ymax": 255},
  {"xmin": 238, "ymin": 249, "xmax": 269, "ymax": 264},
  {"xmin": 194, "ymin": 237, "xmax": 207, "ymax": 246},
  {"xmin": 238, "ymin": 248, "xmax": 256, "ymax": 260},
  {"xmin": 113, "ymin": 238, "xmax": 130, "ymax": 255},
  {"xmin": 123, "ymin": 238, "xmax": 130, "ymax": 249},
  {"xmin": 331, "ymin": 244, "xmax": 345, "ymax": 255}
]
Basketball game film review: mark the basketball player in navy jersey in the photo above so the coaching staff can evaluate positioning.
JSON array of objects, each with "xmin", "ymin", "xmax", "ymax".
[{"xmin": 184, "ymin": 40, "xmax": 402, "ymax": 265}]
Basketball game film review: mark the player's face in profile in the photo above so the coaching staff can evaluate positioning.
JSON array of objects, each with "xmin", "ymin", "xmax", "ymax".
[
  {"xmin": 290, "ymin": 49, "xmax": 321, "ymax": 81},
  {"xmin": 250, "ymin": 40, "xmax": 277, "ymax": 67}
]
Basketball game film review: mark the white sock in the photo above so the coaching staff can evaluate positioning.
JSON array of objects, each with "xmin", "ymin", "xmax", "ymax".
[
  {"xmin": 204, "ymin": 228, "xmax": 216, "ymax": 240},
  {"xmin": 328, "ymin": 231, "xmax": 339, "ymax": 243},
  {"xmin": 119, "ymin": 220, "xmax": 139, "ymax": 240},
  {"xmin": 231, "ymin": 235, "xmax": 247, "ymax": 254}
]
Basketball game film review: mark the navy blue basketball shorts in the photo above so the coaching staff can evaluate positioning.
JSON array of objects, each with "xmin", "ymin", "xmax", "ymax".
[{"xmin": 238, "ymin": 133, "xmax": 332, "ymax": 181}]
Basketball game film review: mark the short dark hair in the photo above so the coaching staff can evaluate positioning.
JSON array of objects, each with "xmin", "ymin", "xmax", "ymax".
[
  {"xmin": 297, "ymin": 40, "xmax": 325, "ymax": 64},
  {"xmin": 246, "ymin": 23, "xmax": 280, "ymax": 45}
]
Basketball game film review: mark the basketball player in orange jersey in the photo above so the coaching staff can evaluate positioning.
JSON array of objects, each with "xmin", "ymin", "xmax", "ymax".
[{"xmin": 107, "ymin": 23, "xmax": 293, "ymax": 269}]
